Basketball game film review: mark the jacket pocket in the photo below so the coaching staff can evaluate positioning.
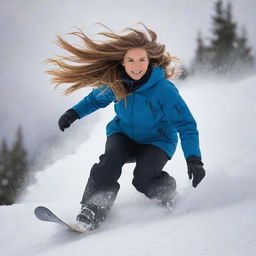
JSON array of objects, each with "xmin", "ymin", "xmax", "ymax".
[
  {"xmin": 173, "ymin": 104, "xmax": 182, "ymax": 114},
  {"xmin": 158, "ymin": 128, "xmax": 172, "ymax": 143},
  {"xmin": 145, "ymin": 100, "xmax": 164, "ymax": 121},
  {"xmin": 114, "ymin": 116, "xmax": 119, "ymax": 123},
  {"xmin": 145, "ymin": 100, "xmax": 155, "ymax": 118}
]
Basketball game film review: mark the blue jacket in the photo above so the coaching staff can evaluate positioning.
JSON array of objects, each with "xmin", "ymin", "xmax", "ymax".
[{"xmin": 72, "ymin": 66, "xmax": 201, "ymax": 159}]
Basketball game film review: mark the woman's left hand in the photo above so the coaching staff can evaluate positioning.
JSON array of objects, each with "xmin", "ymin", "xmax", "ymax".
[{"xmin": 186, "ymin": 156, "xmax": 206, "ymax": 188}]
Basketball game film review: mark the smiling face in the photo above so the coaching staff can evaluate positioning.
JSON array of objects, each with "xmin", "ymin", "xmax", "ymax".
[{"xmin": 122, "ymin": 48, "xmax": 150, "ymax": 80}]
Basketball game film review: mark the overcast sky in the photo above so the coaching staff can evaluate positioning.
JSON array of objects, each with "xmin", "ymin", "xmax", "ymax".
[{"xmin": 0, "ymin": 0, "xmax": 255, "ymax": 156}]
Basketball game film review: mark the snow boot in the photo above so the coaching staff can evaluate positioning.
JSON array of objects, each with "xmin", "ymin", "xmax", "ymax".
[
  {"xmin": 159, "ymin": 176, "xmax": 177, "ymax": 210},
  {"xmin": 76, "ymin": 190, "xmax": 117, "ymax": 230},
  {"xmin": 76, "ymin": 203, "xmax": 103, "ymax": 230},
  {"xmin": 147, "ymin": 174, "xmax": 177, "ymax": 210},
  {"xmin": 160, "ymin": 190, "xmax": 177, "ymax": 210}
]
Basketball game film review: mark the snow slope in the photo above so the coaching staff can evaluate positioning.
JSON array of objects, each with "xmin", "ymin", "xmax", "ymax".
[{"xmin": 1, "ymin": 76, "xmax": 256, "ymax": 256}]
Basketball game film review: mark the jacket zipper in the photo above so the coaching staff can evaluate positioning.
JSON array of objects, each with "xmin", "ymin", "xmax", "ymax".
[{"xmin": 131, "ymin": 94, "xmax": 134, "ymax": 138}]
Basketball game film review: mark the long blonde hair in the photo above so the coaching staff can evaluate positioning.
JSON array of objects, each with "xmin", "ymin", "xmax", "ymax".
[{"xmin": 46, "ymin": 23, "xmax": 180, "ymax": 101}]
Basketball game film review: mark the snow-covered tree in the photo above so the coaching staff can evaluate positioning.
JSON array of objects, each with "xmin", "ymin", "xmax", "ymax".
[
  {"xmin": 0, "ymin": 127, "xmax": 29, "ymax": 205},
  {"xmin": 189, "ymin": 0, "xmax": 254, "ymax": 78}
]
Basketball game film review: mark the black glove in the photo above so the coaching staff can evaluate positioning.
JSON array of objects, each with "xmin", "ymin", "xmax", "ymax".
[
  {"xmin": 58, "ymin": 109, "xmax": 79, "ymax": 132},
  {"xmin": 186, "ymin": 155, "xmax": 206, "ymax": 188}
]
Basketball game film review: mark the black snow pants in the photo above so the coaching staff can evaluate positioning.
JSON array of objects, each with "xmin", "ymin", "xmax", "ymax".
[{"xmin": 80, "ymin": 133, "xmax": 176, "ymax": 210}]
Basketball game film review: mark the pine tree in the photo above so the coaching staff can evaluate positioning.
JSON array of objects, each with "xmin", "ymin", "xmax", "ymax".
[
  {"xmin": 0, "ymin": 139, "xmax": 11, "ymax": 204},
  {"xmin": 0, "ymin": 127, "xmax": 29, "ymax": 205},
  {"xmin": 9, "ymin": 127, "xmax": 28, "ymax": 202},
  {"xmin": 191, "ymin": 31, "xmax": 212, "ymax": 74},
  {"xmin": 233, "ymin": 27, "xmax": 254, "ymax": 72},
  {"xmin": 210, "ymin": 1, "xmax": 237, "ymax": 73},
  {"xmin": 190, "ymin": 0, "xmax": 254, "ymax": 78}
]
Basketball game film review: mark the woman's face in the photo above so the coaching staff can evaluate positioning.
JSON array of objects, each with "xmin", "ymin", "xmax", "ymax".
[{"xmin": 122, "ymin": 48, "xmax": 149, "ymax": 80}]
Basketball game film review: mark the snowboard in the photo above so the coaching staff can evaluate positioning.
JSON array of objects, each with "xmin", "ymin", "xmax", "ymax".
[{"xmin": 34, "ymin": 206, "xmax": 88, "ymax": 233}]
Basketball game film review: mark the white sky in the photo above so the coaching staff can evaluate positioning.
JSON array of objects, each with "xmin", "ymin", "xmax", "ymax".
[{"xmin": 0, "ymin": 0, "xmax": 255, "ymax": 63}]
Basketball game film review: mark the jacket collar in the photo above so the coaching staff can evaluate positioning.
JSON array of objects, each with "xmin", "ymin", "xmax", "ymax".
[
  {"xmin": 119, "ymin": 65, "xmax": 165, "ymax": 93},
  {"xmin": 136, "ymin": 66, "xmax": 165, "ymax": 92}
]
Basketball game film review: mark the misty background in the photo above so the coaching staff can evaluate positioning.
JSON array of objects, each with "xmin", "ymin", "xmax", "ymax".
[{"xmin": 0, "ymin": 0, "xmax": 256, "ymax": 203}]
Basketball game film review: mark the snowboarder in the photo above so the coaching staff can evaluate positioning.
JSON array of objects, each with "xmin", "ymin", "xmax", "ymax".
[{"xmin": 47, "ymin": 23, "xmax": 206, "ymax": 231}]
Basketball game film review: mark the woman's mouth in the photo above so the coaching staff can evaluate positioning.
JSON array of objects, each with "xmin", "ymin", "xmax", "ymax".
[{"xmin": 132, "ymin": 71, "xmax": 142, "ymax": 74}]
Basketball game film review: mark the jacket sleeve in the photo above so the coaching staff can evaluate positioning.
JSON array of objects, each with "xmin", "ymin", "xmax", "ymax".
[
  {"xmin": 72, "ymin": 85, "xmax": 116, "ymax": 118},
  {"xmin": 163, "ymin": 82, "xmax": 201, "ymax": 159}
]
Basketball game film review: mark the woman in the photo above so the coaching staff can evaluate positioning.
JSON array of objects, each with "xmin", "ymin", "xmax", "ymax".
[{"xmin": 47, "ymin": 24, "xmax": 206, "ymax": 230}]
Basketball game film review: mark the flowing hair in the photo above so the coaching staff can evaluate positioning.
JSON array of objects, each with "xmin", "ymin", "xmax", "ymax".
[{"xmin": 46, "ymin": 23, "xmax": 181, "ymax": 101}]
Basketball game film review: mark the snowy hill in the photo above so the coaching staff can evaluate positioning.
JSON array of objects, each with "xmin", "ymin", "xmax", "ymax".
[{"xmin": 1, "ymin": 76, "xmax": 256, "ymax": 256}]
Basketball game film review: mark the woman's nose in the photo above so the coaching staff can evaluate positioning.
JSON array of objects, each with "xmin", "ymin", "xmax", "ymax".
[{"xmin": 133, "ymin": 62, "xmax": 141, "ymax": 68}]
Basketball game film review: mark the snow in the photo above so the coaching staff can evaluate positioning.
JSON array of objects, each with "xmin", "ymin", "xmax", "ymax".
[{"xmin": 1, "ymin": 75, "xmax": 256, "ymax": 255}]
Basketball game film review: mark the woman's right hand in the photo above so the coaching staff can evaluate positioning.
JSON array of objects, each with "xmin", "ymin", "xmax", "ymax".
[{"xmin": 58, "ymin": 109, "xmax": 79, "ymax": 132}]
